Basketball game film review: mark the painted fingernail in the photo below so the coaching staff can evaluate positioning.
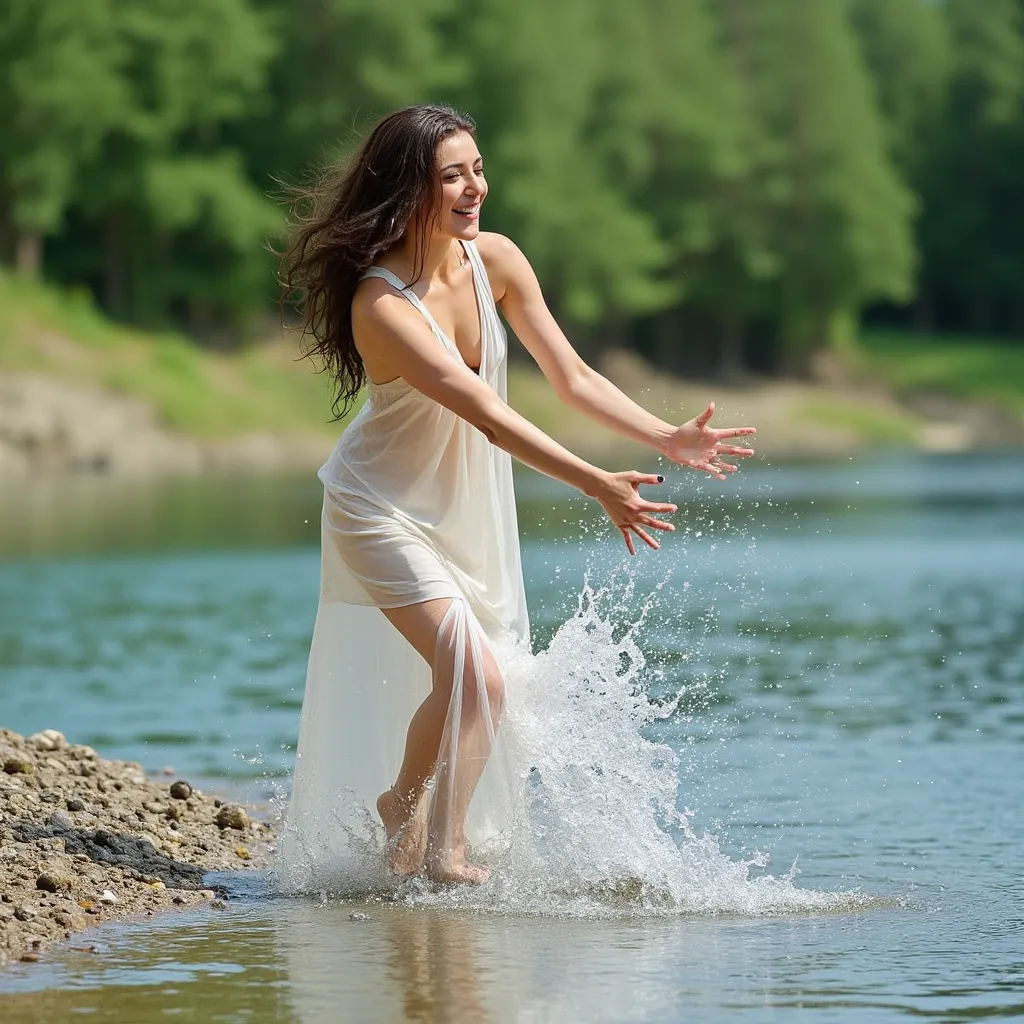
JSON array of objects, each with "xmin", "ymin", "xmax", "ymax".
[{"xmin": 656, "ymin": 475, "xmax": 664, "ymax": 483}]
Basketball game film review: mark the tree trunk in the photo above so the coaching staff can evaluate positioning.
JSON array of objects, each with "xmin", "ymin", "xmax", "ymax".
[
  {"xmin": 103, "ymin": 212, "xmax": 129, "ymax": 317},
  {"xmin": 15, "ymin": 230, "xmax": 42, "ymax": 278},
  {"xmin": 719, "ymin": 317, "xmax": 745, "ymax": 384},
  {"xmin": 0, "ymin": 201, "xmax": 11, "ymax": 266},
  {"xmin": 913, "ymin": 288, "xmax": 934, "ymax": 334}
]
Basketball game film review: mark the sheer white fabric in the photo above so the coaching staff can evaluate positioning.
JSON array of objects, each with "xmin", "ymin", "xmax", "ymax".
[{"xmin": 277, "ymin": 241, "xmax": 530, "ymax": 891}]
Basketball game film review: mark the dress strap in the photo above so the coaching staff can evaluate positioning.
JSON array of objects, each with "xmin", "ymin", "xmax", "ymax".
[
  {"xmin": 360, "ymin": 267, "xmax": 453, "ymax": 348},
  {"xmin": 461, "ymin": 241, "xmax": 497, "ymax": 314}
]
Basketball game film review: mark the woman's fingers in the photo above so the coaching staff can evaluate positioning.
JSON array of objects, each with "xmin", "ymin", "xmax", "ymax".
[
  {"xmin": 712, "ymin": 426, "xmax": 756, "ymax": 440},
  {"xmin": 637, "ymin": 514, "xmax": 674, "ymax": 532},
  {"xmin": 715, "ymin": 444, "xmax": 755, "ymax": 457},
  {"xmin": 695, "ymin": 461, "xmax": 727, "ymax": 480},
  {"xmin": 631, "ymin": 525, "xmax": 659, "ymax": 550},
  {"xmin": 640, "ymin": 500, "xmax": 678, "ymax": 514},
  {"xmin": 693, "ymin": 401, "xmax": 716, "ymax": 429},
  {"xmin": 630, "ymin": 471, "xmax": 666, "ymax": 486},
  {"xmin": 619, "ymin": 523, "xmax": 662, "ymax": 554}
]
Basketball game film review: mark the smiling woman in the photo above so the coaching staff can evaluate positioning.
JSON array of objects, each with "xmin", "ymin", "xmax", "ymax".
[{"xmin": 276, "ymin": 104, "xmax": 756, "ymax": 889}]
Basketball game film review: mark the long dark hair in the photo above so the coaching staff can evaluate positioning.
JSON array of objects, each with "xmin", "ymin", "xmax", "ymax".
[{"xmin": 280, "ymin": 104, "xmax": 477, "ymax": 418}]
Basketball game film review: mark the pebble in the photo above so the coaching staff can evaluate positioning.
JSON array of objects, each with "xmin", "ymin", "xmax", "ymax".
[
  {"xmin": 65, "ymin": 798, "xmax": 85, "ymax": 812},
  {"xmin": 3, "ymin": 757, "xmax": 34, "ymax": 776},
  {"xmin": 46, "ymin": 810, "xmax": 74, "ymax": 830},
  {"xmin": 19, "ymin": 952, "xmax": 40, "ymax": 963},
  {"xmin": 27, "ymin": 731, "xmax": 66, "ymax": 753},
  {"xmin": 98, "ymin": 890, "xmax": 118, "ymax": 904},
  {"xmin": 215, "ymin": 805, "xmax": 249, "ymax": 831},
  {"xmin": 35, "ymin": 872, "xmax": 76, "ymax": 894},
  {"xmin": 169, "ymin": 780, "xmax": 192, "ymax": 801}
]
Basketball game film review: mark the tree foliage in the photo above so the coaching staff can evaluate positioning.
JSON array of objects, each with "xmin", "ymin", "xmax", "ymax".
[{"xmin": 1, "ymin": 0, "xmax": 1022, "ymax": 370}]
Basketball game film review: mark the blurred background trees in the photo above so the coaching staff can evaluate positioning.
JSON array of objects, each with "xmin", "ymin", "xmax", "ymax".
[{"xmin": 1, "ymin": 0, "xmax": 1022, "ymax": 377}]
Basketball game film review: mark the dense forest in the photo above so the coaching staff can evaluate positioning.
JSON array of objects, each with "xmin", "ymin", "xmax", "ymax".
[{"xmin": 1, "ymin": 0, "xmax": 1023, "ymax": 378}]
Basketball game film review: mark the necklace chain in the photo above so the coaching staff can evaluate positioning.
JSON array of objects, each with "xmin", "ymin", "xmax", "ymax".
[{"xmin": 456, "ymin": 245, "xmax": 467, "ymax": 270}]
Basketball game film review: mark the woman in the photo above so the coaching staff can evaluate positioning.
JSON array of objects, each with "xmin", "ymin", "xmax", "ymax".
[{"xmin": 279, "ymin": 104, "xmax": 755, "ymax": 888}]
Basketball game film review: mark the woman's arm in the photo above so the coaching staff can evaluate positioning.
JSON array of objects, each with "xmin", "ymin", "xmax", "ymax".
[
  {"xmin": 483, "ymin": 233, "xmax": 756, "ymax": 479},
  {"xmin": 353, "ymin": 281, "xmax": 677, "ymax": 553}
]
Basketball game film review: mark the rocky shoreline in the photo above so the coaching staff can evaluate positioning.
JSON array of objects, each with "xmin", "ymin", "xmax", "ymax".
[
  {"xmin": 0, "ymin": 727, "xmax": 276, "ymax": 967},
  {"xmin": 0, "ymin": 372, "xmax": 331, "ymax": 478},
  {"xmin": 3, "ymin": 360, "xmax": 1022, "ymax": 481}
]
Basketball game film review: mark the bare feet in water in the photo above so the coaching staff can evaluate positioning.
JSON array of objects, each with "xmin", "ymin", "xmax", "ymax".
[
  {"xmin": 377, "ymin": 789, "xmax": 491, "ymax": 884},
  {"xmin": 424, "ymin": 848, "xmax": 492, "ymax": 886},
  {"xmin": 376, "ymin": 788, "xmax": 427, "ymax": 876}
]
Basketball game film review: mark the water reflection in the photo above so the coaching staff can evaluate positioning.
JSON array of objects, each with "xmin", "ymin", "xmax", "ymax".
[
  {"xmin": 5, "ymin": 890, "xmax": 1022, "ymax": 1023},
  {"xmin": 0, "ymin": 472, "xmax": 323, "ymax": 558},
  {"xmin": 384, "ymin": 911, "xmax": 491, "ymax": 1024}
]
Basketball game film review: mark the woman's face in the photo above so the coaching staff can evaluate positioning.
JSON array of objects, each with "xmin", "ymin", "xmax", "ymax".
[{"xmin": 430, "ymin": 130, "xmax": 487, "ymax": 240}]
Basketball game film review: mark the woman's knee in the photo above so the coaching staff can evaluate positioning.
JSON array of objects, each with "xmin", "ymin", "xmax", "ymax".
[
  {"xmin": 482, "ymin": 658, "xmax": 505, "ymax": 716},
  {"xmin": 458, "ymin": 650, "xmax": 504, "ymax": 720}
]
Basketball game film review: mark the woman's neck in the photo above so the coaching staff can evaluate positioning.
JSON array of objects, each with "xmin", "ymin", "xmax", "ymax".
[{"xmin": 385, "ymin": 230, "xmax": 461, "ymax": 288}]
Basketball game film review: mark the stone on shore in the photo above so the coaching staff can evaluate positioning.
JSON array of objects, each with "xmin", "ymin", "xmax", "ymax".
[
  {"xmin": 215, "ymin": 805, "xmax": 250, "ymax": 831},
  {"xmin": 27, "ymin": 730, "xmax": 67, "ymax": 752},
  {"xmin": 0, "ymin": 727, "xmax": 278, "ymax": 968},
  {"xmin": 169, "ymin": 780, "xmax": 193, "ymax": 801}
]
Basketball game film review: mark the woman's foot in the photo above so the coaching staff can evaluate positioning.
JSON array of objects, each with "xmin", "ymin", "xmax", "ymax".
[
  {"xmin": 376, "ymin": 788, "xmax": 427, "ymax": 876},
  {"xmin": 424, "ymin": 849, "xmax": 492, "ymax": 886}
]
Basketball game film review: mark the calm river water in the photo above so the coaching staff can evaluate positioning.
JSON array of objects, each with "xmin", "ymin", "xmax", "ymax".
[{"xmin": 0, "ymin": 453, "xmax": 1022, "ymax": 1022}]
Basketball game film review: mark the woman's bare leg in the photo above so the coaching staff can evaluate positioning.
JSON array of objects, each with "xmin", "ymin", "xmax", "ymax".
[{"xmin": 377, "ymin": 597, "xmax": 504, "ymax": 884}]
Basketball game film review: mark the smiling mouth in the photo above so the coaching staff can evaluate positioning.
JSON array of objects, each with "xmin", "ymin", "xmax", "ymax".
[{"xmin": 454, "ymin": 203, "xmax": 481, "ymax": 218}]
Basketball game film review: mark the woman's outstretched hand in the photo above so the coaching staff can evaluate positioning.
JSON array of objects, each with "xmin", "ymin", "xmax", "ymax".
[
  {"xmin": 661, "ymin": 401, "xmax": 756, "ymax": 480},
  {"xmin": 591, "ymin": 471, "xmax": 677, "ymax": 556}
]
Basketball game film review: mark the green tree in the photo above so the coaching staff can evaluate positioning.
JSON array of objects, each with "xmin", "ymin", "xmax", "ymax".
[
  {"xmin": 65, "ymin": 0, "xmax": 280, "ymax": 331},
  {"xmin": 0, "ymin": 0, "xmax": 124, "ymax": 277},
  {"xmin": 449, "ymin": 0, "xmax": 669, "ymax": 340},
  {"xmin": 847, "ymin": 0, "xmax": 951, "ymax": 177},
  {"xmin": 239, "ymin": 0, "xmax": 465, "ymax": 204},
  {"xmin": 917, "ymin": 0, "xmax": 1024, "ymax": 334},
  {"xmin": 712, "ymin": 0, "xmax": 916, "ymax": 373},
  {"xmin": 589, "ymin": 0, "xmax": 752, "ymax": 375}
]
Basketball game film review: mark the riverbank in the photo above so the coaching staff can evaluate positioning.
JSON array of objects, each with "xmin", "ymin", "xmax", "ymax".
[
  {"xmin": 0, "ymin": 728, "xmax": 275, "ymax": 967},
  {"xmin": 3, "ymin": 352, "xmax": 1022, "ymax": 479},
  {"xmin": 2, "ymin": 270, "xmax": 1022, "ymax": 475}
]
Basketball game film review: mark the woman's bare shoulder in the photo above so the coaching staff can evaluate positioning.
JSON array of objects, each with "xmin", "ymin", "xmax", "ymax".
[
  {"xmin": 351, "ymin": 274, "xmax": 411, "ymax": 328},
  {"xmin": 350, "ymin": 276, "xmax": 430, "ymax": 379},
  {"xmin": 473, "ymin": 232, "xmax": 526, "ymax": 302}
]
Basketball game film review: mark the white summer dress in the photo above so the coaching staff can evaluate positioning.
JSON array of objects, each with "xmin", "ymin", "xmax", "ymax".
[{"xmin": 277, "ymin": 240, "xmax": 530, "ymax": 891}]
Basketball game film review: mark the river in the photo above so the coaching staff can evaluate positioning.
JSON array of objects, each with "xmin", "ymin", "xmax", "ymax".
[{"xmin": 0, "ymin": 453, "xmax": 1022, "ymax": 1021}]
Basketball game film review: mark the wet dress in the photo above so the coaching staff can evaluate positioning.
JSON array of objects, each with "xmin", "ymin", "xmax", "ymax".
[{"xmin": 278, "ymin": 240, "xmax": 530, "ymax": 890}]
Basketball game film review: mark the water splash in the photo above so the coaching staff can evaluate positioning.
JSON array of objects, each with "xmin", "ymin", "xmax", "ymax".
[{"xmin": 275, "ymin": 574, "xmax": 873, "ymax": 918}]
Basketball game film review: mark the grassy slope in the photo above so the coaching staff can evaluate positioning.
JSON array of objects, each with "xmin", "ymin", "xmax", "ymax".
[
  {"xmin": 2, "ymin": 272, "xmax": 1022, "ymax": 452},
  {"xmin": 856, "ymin": 328, "xmax": 1024, "ymax": 416},
  {"xmin": 0, "ymin": 272, "xmax": 338, "ymax": 439}
]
